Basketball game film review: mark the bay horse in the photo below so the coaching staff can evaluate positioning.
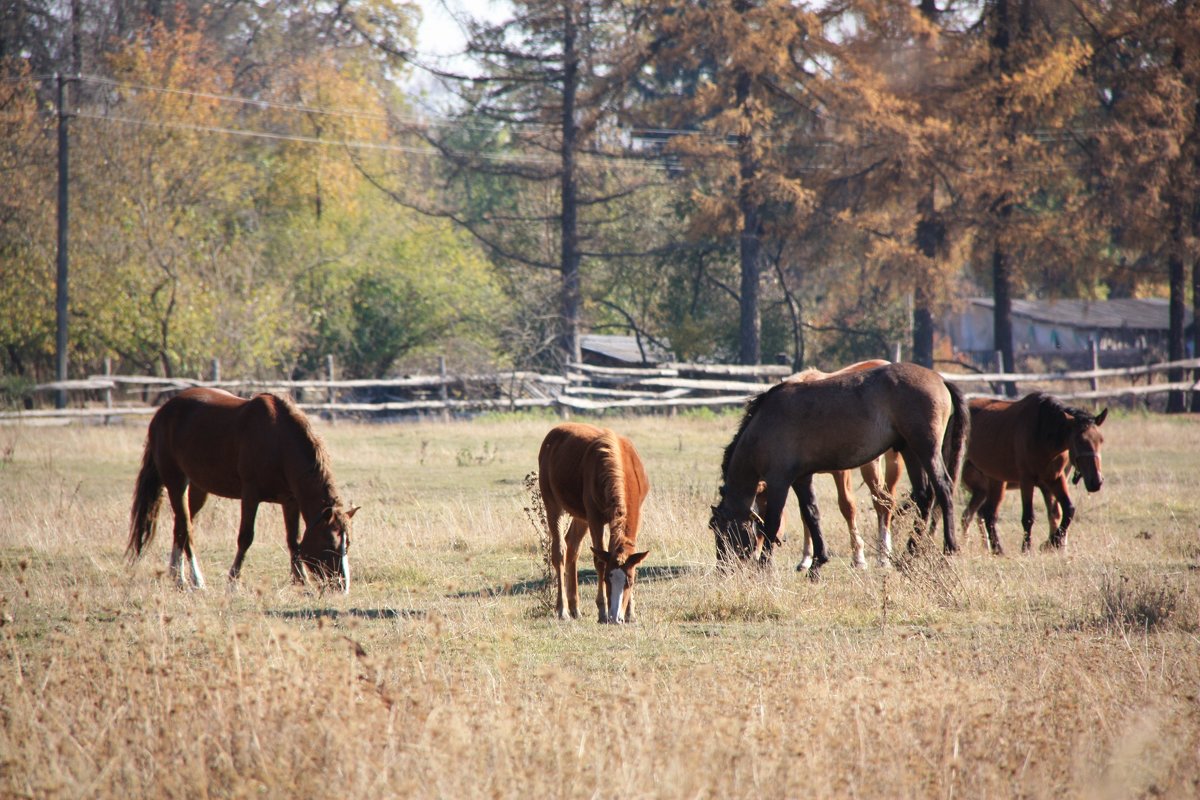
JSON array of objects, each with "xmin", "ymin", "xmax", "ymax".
[
  {"xmin": 127, "ymin": 388, "xmax": 358, "ymax": 592},
  {"xmin": 784, "ymin": 360, "xmax": 904, "ymax": 569},
  {"xmin": 962, "ymin": 393, "xmax": 1106, "ymax": 554},
  {"xmin": 538, "ymin": 422, "xmax": 650, "ymax": 624},
  {"xmin": 709, "ymin": 362, "xmax": 968, "ymax": 579}
]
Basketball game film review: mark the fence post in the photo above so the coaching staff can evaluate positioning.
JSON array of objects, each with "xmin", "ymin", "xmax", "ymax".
[
  {"xmin": 211, "ymin": 357, "xmax": 220, "ymax": 385},
  {"xmin": 103, "ymin": 357, "xmax": 112, "ymax": 410},
  {"xmin": 326, "ymin": 354, "xmax": 336, "ymax": 422},
  {"xmin": 439, "ymin": 355, "xmax": 450, "ymax": 423},
  {"xmin": 1089, "ymin": 339, "xmax": 1099, "ymax": 393}
]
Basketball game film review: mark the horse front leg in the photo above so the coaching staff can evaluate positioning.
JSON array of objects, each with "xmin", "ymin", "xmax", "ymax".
[
  {"xmin": 587, "ymin": 515, "xmax": 609, "ymax": 623},
  {"xmin": 1043, "ymin": 476, "xmax": 1075, "ymax": 550},
  {"xmin": 563, "ymin": 517, "xmax": 588, "ymax": 620},
  {"xmin": 228, "ymin": 494, "xmax": 259, "ymax": 585},
  {"xmin": 281, "ymin": 501, "xmax": 302, "ymax": 585},
  {"xmin": 791, "ymin": 476, "xmax": 826, "ymax": 581}
]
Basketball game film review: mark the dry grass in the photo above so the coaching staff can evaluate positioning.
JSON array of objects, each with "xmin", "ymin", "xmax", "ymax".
[{"xmin": 2, "ymin": 410, "xmax": 1199, "ymax": 798}]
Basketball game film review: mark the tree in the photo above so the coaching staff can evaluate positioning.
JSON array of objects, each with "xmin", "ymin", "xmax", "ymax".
[{"xmin": 387, "ymin": 0, "xmax": 663, "ymax": 369}]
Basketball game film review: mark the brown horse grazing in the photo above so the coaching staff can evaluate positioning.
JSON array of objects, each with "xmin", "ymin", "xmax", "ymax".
[
  {"xmin": 709, "ymin": 362, "xmax": 968, "ymax": 579},
  {"xmin": 127, "ymin": 388, "xmax": 358, "ymax": 592},
  {"xmin": 963, "ymin": 393, "xmax": 1107, "ymax": 554},
  {"xmin": 538, "ymin": 423, "xmax": 650, "ymax": 624},
  {"xmin": 784, "ymin": 360, "xmax": 904, "ymax": 569}
]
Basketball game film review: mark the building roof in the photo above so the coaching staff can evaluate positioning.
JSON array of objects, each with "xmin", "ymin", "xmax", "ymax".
[
  {"xmin": 966, "ymin": 297, "xmax": 1192, "ymax": 331},
  {"xmin": 580, "ymin": 334, "xmax": 671, "ymax": 365}
]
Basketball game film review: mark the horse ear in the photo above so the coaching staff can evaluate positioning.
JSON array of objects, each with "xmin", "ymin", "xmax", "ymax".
[
  {"xmin": 592, "ymin": 547, "xmax": 610, "ymax": 561},
  {"xmin": 1095, "ymin": 408, "xmax": 1108, "ymax": 427},
  {"xmin": 321, "ymin": 507, "xmax": 335, "ymax": 523},
  {"xmin": 625, "ymin": 551, "xmax": 650, "ymax": 569},
  {"xmin": 347, "ymin": 505, "xmax": 360, "ymax": 519}
]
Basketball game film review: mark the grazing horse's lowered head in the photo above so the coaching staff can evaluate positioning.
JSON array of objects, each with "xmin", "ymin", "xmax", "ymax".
[
  {"xmin": 298, "ymin": 504, "xmax": 359, "ymax": 592},
  {"xmin": 593, "ymin": 546, "xmax": 650, "ymax": 624},
  {"xmin": 1064, "ymin": 407, "xmax": 1107, "ymax": 493},
  {"xmin": 709, "ymin": 486, "xmax": 768, "ymax": 567}
]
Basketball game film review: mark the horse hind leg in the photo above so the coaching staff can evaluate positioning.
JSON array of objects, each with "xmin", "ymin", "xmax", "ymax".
[
  {"xmin": 165, "ymin": 477, "xmax": 205, "ymax": 590},
  {"xmin": 833, "ymin": 470, "xmax": 866, "ymax": 569}
]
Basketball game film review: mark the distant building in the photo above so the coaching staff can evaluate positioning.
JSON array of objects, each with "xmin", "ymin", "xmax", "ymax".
[
  {"xmin": 944, "ymin": 298, "xmax": 1194, "ymax": 367},
  {"xmin": 580, "ymin": 334, "xmax": 672, "ymax": 367}
]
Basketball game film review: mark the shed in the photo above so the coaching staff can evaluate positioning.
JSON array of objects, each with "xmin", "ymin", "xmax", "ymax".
[
  {"xmin": 944, "ymin": 298, "xmax": 1194, "ymax": 367},
  {"xmin": 579, "ymin": 334, "xmax": 672, "ymax": 367}
]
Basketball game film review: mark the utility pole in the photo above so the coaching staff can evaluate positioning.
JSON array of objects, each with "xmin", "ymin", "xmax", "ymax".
[{"xmin": 55, "ymin": 73, "xmax": 71, "ymax": 409}]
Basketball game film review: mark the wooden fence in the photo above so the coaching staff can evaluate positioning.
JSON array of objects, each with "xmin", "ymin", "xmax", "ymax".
[{"xmin": 7, "ymin": 358, "xmax": 1200, "ymax": 422}]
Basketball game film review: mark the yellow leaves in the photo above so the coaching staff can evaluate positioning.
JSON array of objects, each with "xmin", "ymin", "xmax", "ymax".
[{"xmin": 1003, "ymin": 39, "xmax": 1092, "ymax": 114}]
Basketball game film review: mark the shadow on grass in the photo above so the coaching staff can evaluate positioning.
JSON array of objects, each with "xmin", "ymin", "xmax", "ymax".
[
  {"xmin": 266, "ymin": 607, "xmax": 425, "ymax": 621},
  {"xmin": 451, "ymin": 564, "xmax": 696, "ymax": 599}
]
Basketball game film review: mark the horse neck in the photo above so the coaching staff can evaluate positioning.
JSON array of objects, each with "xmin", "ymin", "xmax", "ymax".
[
  {"xmin": 280, "ymin": 443, "xmax": 341, "ymax": 524},
  {"xmin": 718, "ymin": 452, "xmax": 760, "ymax": 518}
]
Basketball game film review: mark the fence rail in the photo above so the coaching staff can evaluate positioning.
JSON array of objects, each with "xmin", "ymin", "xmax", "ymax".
[{"xmin": 6, "ymin": 358, "xmax": 1199, "ymax": 421}]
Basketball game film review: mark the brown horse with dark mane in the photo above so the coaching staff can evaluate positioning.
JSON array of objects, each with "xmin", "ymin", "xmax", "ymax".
[
  {"xmin": 962, "ymin": 392, "xmax": 1106, "ymax": 554},
  {"xmin": 127, "ymin": 388, "xmax": 358, "ymax": 591},
  {"xmin": 783, "ymin": 360, "xmax": 904, "ymax": 569},
  {"xmin": 538, "ymin": 423, "xmax": 649, "ymax": 624},
  {"xmin": 710, "ymin": 362, "xmax": 968, "ymax": 579}
]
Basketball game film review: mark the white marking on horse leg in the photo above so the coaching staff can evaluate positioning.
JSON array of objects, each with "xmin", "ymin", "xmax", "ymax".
[
  {"xmin": 169, "ymin": 545, "xmax": 183, "ymax": 584},
  {"xmin": 849, "ymin": 524, "xmax": 867, "ymax": 569},
  {"xmin": 188, "ymin": 554, "xmax": 206, "ymax": 590},
  {"xmin": 799, "ymin": 525, "xmax": 814, "ymax": 570},
  {"xmin": 877, "ymin": 519, "xmax": 893, "ymax": 567}
]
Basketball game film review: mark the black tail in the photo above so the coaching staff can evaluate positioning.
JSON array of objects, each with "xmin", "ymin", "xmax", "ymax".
[
  {"xmin": 127, "ymin": 435, "xmax": 163, "ymax": 561},
  {"xmin": 942, "ymin": 380, "xmax": 969, "ymax": 489}
]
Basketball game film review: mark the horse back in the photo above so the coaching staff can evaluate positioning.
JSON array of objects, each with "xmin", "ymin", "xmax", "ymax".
[
  {"xmin": 966, "ymin": 394, "xmax": 1061, "ymax": 483},
  {"xmin": 538, "ymin": 423, "xmax": 641, "ymax": 528},
  {"xmin": 148, "ymin": 389, "xmax": 295, "ymax": 501}
]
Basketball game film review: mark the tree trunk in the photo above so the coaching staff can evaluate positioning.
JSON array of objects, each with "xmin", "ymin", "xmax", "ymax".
[
  {"xmin": 912, "ymin": 190, "xmax": 943, "ymax": 368},
  {"xmin": 735, "ymin": 70, "xmax": 761, "ymax": 365},
  {"xmin": 992, "ymin": 239, "xmax": 1017, "ymax": 397},
  {"xmin": 559, "ymin": 7, "xmax": 582, "ymax": 367},
  {"xmin": 1167, "ymin": 210, "xmax": 1186, "ymax": 413}
]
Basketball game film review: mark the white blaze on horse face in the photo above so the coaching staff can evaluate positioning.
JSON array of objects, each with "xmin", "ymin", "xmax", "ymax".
[
  {"xmin": 340, "ymin": 554, "xmax": 350, "ymax": 594},
  {"xmin": 607, "ymin": 569, "xmax": 628, "ymax": 624}
]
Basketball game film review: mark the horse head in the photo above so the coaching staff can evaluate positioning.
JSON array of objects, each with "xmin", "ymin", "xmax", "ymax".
[
  {"xmin": 1067, "ymin": 407, "xmax": 1107, "ymax": 493},
  {"xmin": 299, "ymin": 504, "xmax": 359, "ymax": 593},
  {"xmin": 592, "ymin": 547, "xmax": 649, "ymax": 624},
  {"xmin": 708, "ymin": 501, "xmax": 760, "ymax": 566}
]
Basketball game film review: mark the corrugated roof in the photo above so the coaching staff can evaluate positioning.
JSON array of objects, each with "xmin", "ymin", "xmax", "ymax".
[
  {"xmin": 580, "ymin": 334, "xmax": 671, "ymax": 365},
  {"xmin": 967, "ymin": 298, "xmax": 1193, "ymax": 331}
]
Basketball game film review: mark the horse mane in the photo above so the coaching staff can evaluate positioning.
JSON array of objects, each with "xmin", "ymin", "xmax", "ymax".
[
  {"xmin": 594, "ymin": 430, "xmax": 629, "ymax": 538},
  {"xmin": 1032, "ymin": 392, "xmax": 1097, "ymax": 447},
  {"xmin": 266, "ymin": 393, "xmax": 342, "ymax": 505},
  {"xmin": 719, "ymin": 382, "xmax": 790, "ymax": 483}
]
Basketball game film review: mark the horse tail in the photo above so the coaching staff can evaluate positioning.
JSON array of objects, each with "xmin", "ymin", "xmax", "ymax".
[
  {"xmin": 596, "ymin": 431, "xmax": 628, "ymax": 539},
  {"xmin": 127, "ymin": 433, "xmax": 164, "ymax": 562},
  {"xmin": 942, "ymin": 379, "xmax": 969, "ymax": 489}
]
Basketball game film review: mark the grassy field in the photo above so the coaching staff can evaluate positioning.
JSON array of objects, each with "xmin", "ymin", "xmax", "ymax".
[{"xmin": 1, "ymin": 409, "xmax": 1198, "ymax": 798}]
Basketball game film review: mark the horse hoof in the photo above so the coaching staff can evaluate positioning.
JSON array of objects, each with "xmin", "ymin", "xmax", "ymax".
[
  {"xmin": 807, "ymin": 568, "xmax": 821, "ymax": 583},
  {"xmin": 852, "ymin": 556, "xmax": 868, "ymax": 570},
  {"xmin": 796, "ymin": 558, "xmax": 812, "ymax": 571}
]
